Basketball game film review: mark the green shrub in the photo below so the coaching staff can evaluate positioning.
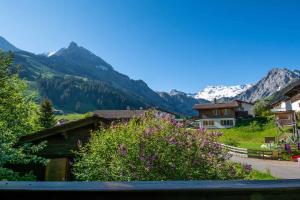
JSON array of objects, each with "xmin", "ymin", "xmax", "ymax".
[
  {"xmin": 236, "ymin": 116, "xmax": 274, "ymax": 130},
  {"xmin": 73, "ymin": 112, "xmax": 252, "ymax": 181},
  {"xmin": 281, "ymin": 152, "xmax": 291, "ymax": 161},
  {"xmin": 248, "ymin": 121, "xmax": 263, "ymax": 131},
  {"xmin": 254, "ymin": 99, "xmax": 273, "ymax": 117},
  {"xmin": 223, "ymin": 137, "xmax": 240, "ymax": 147},
  {"xmin": 245, "ymin": 168, "xmax": 275, "ymax": 180}
]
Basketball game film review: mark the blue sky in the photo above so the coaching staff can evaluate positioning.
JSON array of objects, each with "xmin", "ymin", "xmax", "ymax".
[{"xmin": 0, "ymin": 0, "xmax": 299, "ymax": 93}]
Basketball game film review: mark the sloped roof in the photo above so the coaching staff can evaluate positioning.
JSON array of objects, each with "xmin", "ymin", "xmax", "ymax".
[
  {"xmin": 284, "ymin": 79, "xmax": 300, "ymax": 97},
  {"xmin": 19, "ymin": 109, "xmax": 161, "ymax": 144},
  {"xmin": 19, "ymin": 116, "xmax": 102, "ymax": 144},
  {"xmin": 193, "ymin": 101, "xmax": 239, "ymax": 110},
  {"xmin": 270, "ymin": 79, "xmax": 300, "ymax": 106}
]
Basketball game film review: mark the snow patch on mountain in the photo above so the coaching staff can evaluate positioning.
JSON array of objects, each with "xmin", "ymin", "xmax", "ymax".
[
  {"xmin": 195, "ymin": 84, "xmax": 253, "ymax": 101},
  {"xmin": 47, "ymin": 51, "xmax": 57, "ymax": 57},
  {"xmin": 40, "ymin": 51, "xmax": 57, "ymax": 57}
]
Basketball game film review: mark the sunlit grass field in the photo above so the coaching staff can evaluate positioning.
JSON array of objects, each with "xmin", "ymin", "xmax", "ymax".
[
  {"xmin": 55, "ymin": 112, "xmax": 92, "ymax": 121},
  {"xmin": 218, "ymin": 121, "xmax": 278, "ymax": 150}
]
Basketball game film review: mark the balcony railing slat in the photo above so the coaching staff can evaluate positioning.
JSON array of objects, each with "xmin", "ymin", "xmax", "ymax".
[{"xmin": 0, "ymin": 180, "xmax": 300, "ymax": 199}]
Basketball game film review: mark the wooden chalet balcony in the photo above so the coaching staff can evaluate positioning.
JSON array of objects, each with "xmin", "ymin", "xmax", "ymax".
[
  {"xmin": 0, "ymin": 180, "xmax": 300, "ymax": 200},
  {"xmin": 271, "ymin": 108, "xmax": 293, "ymax": 112},
  {"xmin": 276, "ymin": 119, "xmax": 296, "ymax": 126}
]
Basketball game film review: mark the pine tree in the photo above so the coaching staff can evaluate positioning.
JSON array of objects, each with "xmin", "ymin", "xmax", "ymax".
[{"xmin": 39, "ymin": 98, "xmax": 56, "ymax": 128}]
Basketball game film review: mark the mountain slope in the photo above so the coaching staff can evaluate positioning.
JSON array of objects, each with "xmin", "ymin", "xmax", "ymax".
[
  {"xmin": 0, "ymin": 37, "xmax": 196, "ymax": 115},
  {"xmin": 43, "ymin": 42, "xmax": 169, "ymax": 109},
  {"xmin": 3, "ymin": 36, "xmax": 298, "ymax": 115},
  {"xmin": 0, "ymin": 36, "xmax": 21, "ymax": 52},
  {"xmin": 37, "ymin": 76, "xmax": 148, "ymax": 113},
  {"xmin": 158, "ymin": 89, "xmax": 209, "ymax": 115},
  {"xmin": 235, "ymin": 68, "xmax": 300, "ymax": 102}
]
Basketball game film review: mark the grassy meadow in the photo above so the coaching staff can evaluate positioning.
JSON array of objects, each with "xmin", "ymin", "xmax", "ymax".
[
  {"xmin": 218, "ymin": 119, "xmax": 279, "ymax": 150},
  {"xmin": 55, "ymin": 112, "xmax": 92, "ymax": 121}
]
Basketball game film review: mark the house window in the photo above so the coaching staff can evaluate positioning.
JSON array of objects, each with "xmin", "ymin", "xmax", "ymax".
[
  {"xmin": 203, "ymin": 120, "xmax": 215, "ymax": 126},
  {"xmin": 224, "ymin": 109, "xmax": 229, "ymax": 115},
  {"xmin": 214, "ymin": 109, "xmax": 220, "ymax": 116},
  {"xmin": 221, "ymin": 120, "xmax": 234, "ymax": 126}
]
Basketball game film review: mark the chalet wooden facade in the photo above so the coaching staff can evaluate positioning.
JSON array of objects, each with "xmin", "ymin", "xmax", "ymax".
[
  {"xmin": 17, "ymin": 109, "xmax": 175, "ymax": 181},
  {"xmin": 193, "ymin": 100, "xmax": 254, "ymax": 129},
  {"xmin": 271, "ymin": 80, "xmax": 300, "ymax": 142}
]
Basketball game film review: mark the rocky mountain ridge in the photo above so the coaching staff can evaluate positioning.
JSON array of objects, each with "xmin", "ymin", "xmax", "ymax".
[
  {"xmin": 235, "ymin": 68, "xmax": 300, "ymax": 102},
  {"xmin": 1, "ymin": 36, "xmax": 299, "ymax": 115}
]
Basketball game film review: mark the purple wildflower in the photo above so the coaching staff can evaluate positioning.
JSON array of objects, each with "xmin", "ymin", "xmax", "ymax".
[
  {"xmin": 139, "ymin": 155, "xmax": 146, "ymax": 161},
  {"xmin": 198, "ymin": 126, "xmax": 207, "ymax": 134},
  {"xmin": 118, "ymin": 144, "xmax": 127, "ymax": 156},
  {"xmin": 171, "ymin": 119, "xmax": 177, "ymax": 126},
  {"xmin": 176, "ymin": 122, "xmax": 184, "ymax": 128},
  {"xmin": 210, "ymin": 132, "xmax": 223, "ymax": 137},
  {"xmin": 167, "ymin": 137, "xmax": 177, "ymax": 145},
  {"xmin": 285, "ymin": 144, "xmax": 292, "ymax": 154},
  {"xmin": 243, "ymin": 164, "xmax": 252, "ymax": 173}
]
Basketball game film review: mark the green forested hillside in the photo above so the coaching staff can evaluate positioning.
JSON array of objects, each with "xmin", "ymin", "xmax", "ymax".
[
  {"xmin": 37, "ymin": 76, "xmax": 148, "ymax": 113},
  {"xmin": 5, "ymin": 40, "xmax": 207, "ymax": 116}
]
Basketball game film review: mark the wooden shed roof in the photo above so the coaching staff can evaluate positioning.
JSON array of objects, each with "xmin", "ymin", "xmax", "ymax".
[
  {"xmin": 19, "ymin": 110, "xmax": 150, "ymax": 144},
  {"xmin": 19, "ymin": 116, "xmax": 102, "ymax": 144}
]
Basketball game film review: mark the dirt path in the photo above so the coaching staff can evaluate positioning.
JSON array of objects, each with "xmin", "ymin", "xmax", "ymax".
[{"xmin": 230, "ymin": 155, "xmax": 300, "ymax": 179}]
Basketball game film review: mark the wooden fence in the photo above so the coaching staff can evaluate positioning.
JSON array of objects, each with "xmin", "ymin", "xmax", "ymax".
[{"xmin": 220, "ymin": 144, "xmax": 283, "ymax": 160}]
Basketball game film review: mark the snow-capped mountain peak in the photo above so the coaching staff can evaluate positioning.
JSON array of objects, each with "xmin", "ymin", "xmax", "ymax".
[{"xmin": 195, "ymin": 84, "xmax": 253, "ymax": 101}]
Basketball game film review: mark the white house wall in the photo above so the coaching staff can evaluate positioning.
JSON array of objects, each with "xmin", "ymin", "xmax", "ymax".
[
  {"xmin": 198, "ymin": 118, "xmax": 236, "ymax": 129},
  {"xmin": 292, "ymin": 100, "xmax": 300, "ymax": 112},
  {"xmin": 241, "ymin": 102, "xmax": 254, "ymax": 116},
  {"xmin": 275, "ymin": 100, "xmax": 299, "ymax": 112}
]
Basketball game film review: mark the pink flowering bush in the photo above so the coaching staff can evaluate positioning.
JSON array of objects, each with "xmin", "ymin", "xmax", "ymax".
[{"xmin": 73, "ymin": 112, "xmax": 251, "ymax": 181}]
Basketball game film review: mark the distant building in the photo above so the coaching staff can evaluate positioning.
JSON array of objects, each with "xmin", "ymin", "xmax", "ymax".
[
  {"xmin": 193, "ymin": 100, "xmax": 254, "ymax": 129},
  {"xmin": 17, "ymin": 109, "xmax": 175, "ymax": 181},
  {"xmin": 271, "ymin": 80, "xmax": 300, "ymax": 141},
  {"xmin": 53, "ymin": 109, "xmax": 64, "ymax": 115}
]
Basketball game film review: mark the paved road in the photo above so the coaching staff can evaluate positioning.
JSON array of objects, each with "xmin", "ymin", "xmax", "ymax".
[{"xmin": 230, "ymin": 155, "xmax": 300, "ymax": 179}]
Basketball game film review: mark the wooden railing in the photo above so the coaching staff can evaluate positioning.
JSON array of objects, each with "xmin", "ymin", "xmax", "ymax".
[
  {"xmin": 247, "ymin": 149, "xmax": 282, "ymax": 160},
  {"xmin": 277, "ymin": 119, "xmax": 296, "ymax": 126},
  {"xmin": 220, "ymin": 144, "xmax": 248, "ymax": 157},
  {"xmin": 221, "ymin": 144, "xmax": 283, "ymax": 160},
  {"xmin": 0, "ymin": 180, "xmax": 299, "ymax": 199}
]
